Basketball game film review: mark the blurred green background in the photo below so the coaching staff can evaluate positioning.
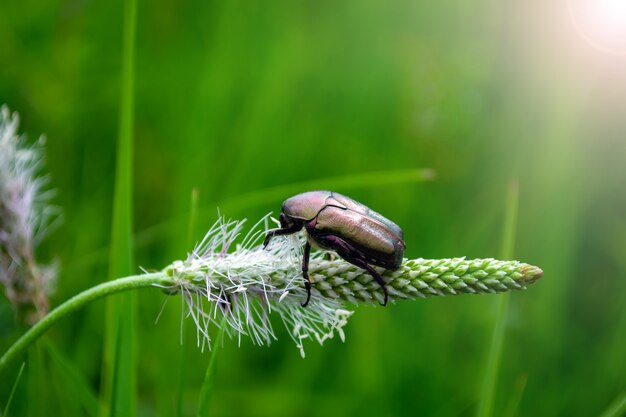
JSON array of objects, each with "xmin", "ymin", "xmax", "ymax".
[{"xmin": 2, "ymin": 0, "xmax": 626, "ymax": 416}]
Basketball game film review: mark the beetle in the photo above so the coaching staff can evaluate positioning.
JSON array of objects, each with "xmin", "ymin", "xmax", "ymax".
[{"xmin": 263, "ymin": 191, "xmax": 405, "ymax": 307}]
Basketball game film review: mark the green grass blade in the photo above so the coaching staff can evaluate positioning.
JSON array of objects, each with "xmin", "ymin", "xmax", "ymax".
[
  {"xmin": 196, "ymin": 315, "xmax": 228, "ymax": 417},
  {"xmin": 477, "ymin": 180, "xmax": 519, "ymax": 417},
  {"xmin": 186, "ymin": 187, "xmax": 200, "ymax": 249},
  {"xmin": 45, "ymin": 342, "xmax": 99, "ymax": 417},
  {"xmin": 503, "ymin": 374, "xmax": 528, "ymax": 417},
  {"xmin": 132, "ymin": 168, "xmax": 435, "ymax": 250},
  {"xmin": 101, "ymin": 0, "xmax": 138, "ymax": 415},
  {"xmin": 215, "ymin": 167, "xmax": 436, "ymax": 211},
  {"xmin": 498, "ymin": 181, "xmax": 519, "ymax": 261},
  {"xmin": 176, "ymin": 188, "xmax": 200, "ymax": 417},
  {"xmin": 63, "ymin": 168, "xmax": 434, "ymax": 277},
  {"xmin": 2, "ymin": 361, "xmax": 25, "ymax": 417},
  {"xmin": 28, "ymin": 344, "xmax": 47, "ymax": 417},
  {"xmin": 600, "ymin": 392, "xmax": 626, "ymax": 417}
]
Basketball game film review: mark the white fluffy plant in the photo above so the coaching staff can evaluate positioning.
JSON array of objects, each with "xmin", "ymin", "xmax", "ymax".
[
  {"xmin": 163, "ymin": 215, "xmax": 353, "ymax": 357},
  {"xmin": 0, "ymin": 105, "xmax": 59, "ymax": 325}
]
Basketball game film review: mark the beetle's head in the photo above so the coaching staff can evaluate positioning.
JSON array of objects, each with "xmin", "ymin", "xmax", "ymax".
[{"xmin": 279, "ymin": 212, "xmax": 302, "ymax": 230}]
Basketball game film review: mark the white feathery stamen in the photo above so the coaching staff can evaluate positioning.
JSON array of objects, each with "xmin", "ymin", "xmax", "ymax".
[{"xmin": 167, "ymin": 214, "xmax": 352, "ymax": 356}]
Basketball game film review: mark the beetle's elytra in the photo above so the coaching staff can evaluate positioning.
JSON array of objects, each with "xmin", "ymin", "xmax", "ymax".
[{"xmin": 263, "ymin": 190, "xmax": 405, "ymax": 307}]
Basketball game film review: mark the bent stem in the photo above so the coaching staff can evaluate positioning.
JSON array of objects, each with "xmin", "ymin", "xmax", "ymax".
[{"xmin": 0, "ymin": 272, "xmax": 170, "ymax": 376}]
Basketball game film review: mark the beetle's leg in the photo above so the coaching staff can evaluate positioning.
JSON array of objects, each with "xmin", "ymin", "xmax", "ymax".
[
  {"xmin": 357, "ymin": 262, "xmax": 388, "ymax": 306},
  {"xmin": 263, "ymin": 223, "xmax": 302, "ymax": 248},
  {"xmin": 337, "ymin": 256, "xmax": 388, "ymax": 306},
  {"xmin": 310, "ymin": 234, "xmax": 389, "ymax": 306},
  {"xmin": 301, "ymin": 241, "xmax": 312, "ymax": 307},
  {"xmin": 218, "ymin": 292, "xmax": 232, "ymax": 313}
]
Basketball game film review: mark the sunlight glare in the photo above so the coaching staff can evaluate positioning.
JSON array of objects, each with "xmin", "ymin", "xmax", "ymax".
[{"xmin": 569, "ymin": 0, "xmax": 626, "ymax": 54}]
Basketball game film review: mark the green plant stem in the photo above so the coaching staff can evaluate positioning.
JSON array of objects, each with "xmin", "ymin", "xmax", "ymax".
[
  {"xmin": 477, "ymin": 180, "xmax": 519, "ymax": 417},
  {"xmin": 2, "ymin": 361, "xmax": 25, "ymax": 416},
  {"xmin": 102, "ymin": 0, "xmax": 137, "ymax": 414},
  {"xmin": 0, "ymin": 272, "xmax": 169, "ymax": 376},
  {"xmin": 196, "ymin": 314, "xmax": 229, "ymax": 417},
  {"xmin": 132, "ymin": 168, "xmax": 435, "ymax": 251},
  {"xmin": 176, "ymin": 188, "xmax": 200, "ymax": 417},
  {"xmin": 600, "ymin": 391, "xmax": 626, "ymax": 417},
  {"xmin": 63, "ymin": 169, "xmax": 436, "ymax": 278}
]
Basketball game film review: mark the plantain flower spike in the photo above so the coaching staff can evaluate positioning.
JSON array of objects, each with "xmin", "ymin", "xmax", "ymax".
[
  {"xmin": 163, "ymin": 215, "xmax": 543, "ymax": 357},
  {"xmin": 0, "ymin": 105, "xmax": 59, "ymax": 325}
]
